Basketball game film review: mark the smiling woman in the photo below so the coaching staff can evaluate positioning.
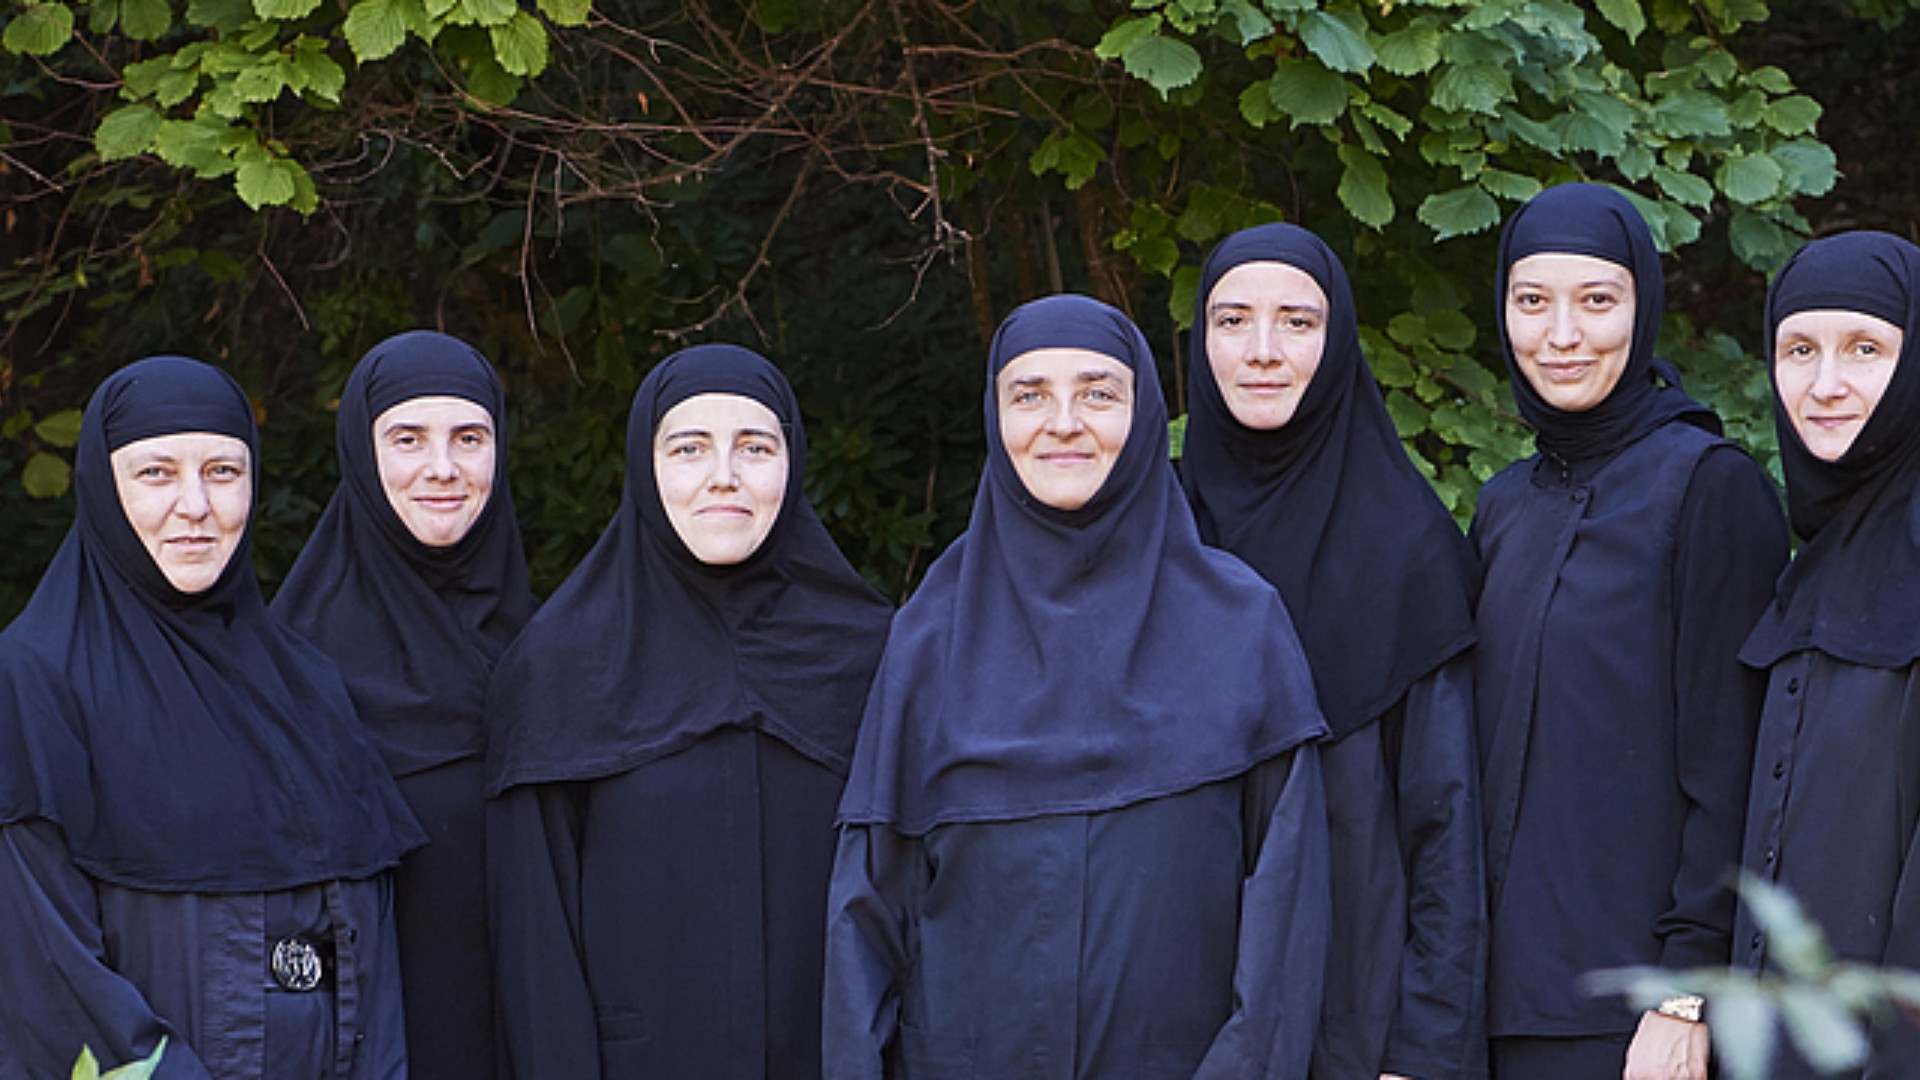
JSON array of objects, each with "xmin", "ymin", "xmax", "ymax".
[
  {"xmin": 994, "ymin": 346, "xmax": 1133, "ymax": 511},
  {"xmin": 653, "ymin": 392, "xmax": 789, "ymax": 565},
  {"xmin": 0, "ymin": 356, "xmax": 422, "ymax": 1078},
  {"xmin": 373, "ymin": 394, "xmax": 497, "ymax": 548}
]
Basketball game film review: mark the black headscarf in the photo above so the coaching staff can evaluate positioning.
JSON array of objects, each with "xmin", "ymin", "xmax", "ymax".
[
  {"xmin": 1182, "ymin": 224, "xmax": 1479, "ymax": 739},
  {"xmin": 273, "ymin": 331, "xmax": 536, "ymax": 776},
  {"xmin": 837, "ymin": 294, "xmax": 1326, "ymax": 835},
  {"xmin": 1742, "ymin": 231, "xmax": 1920, "ymax": 669},
  {"xmin": 0, "ymin": 357, "xmax": 422, "ymax": 892},
  {"xmin": 1496, "ymin": 182, "xmax": 1715, "ymax": 464},
  {"xmin": 485, "ymin": 345, "xmax": 893, "ymax": 794}
]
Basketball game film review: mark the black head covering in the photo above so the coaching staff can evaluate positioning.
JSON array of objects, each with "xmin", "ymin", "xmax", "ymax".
[
  {"xmin": 0, "ymin": 357, "xmax": 423, "ymax": 892},
  {"xmin": 1182, "ymin": 225, "xmax": 1480, "ymax": 739},
  {"xmin": 1496, "ymin": 182, "xmax": 1715, "ymax": 463},
  {"xmin": 1742, "ymin": 231, "xmax": 1920, "ymax": 669},
  {"xmin": 837, "ymin": 294, "xmax": 1327, "ymax": 834},
  {"xmin": 273, "ymin": 331, "xmax": 537, "ymax": 776},
  {"xmin": 485, "ymin": 345, "xmax": 893, "ymax": 793}
]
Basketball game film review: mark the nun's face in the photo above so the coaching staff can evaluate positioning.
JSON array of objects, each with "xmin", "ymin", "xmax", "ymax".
[
  {"xmin": 1505, "ymin": 253, "xmax": 1637, "ymax": 412},
  {"xmin": 1204, "ymin": 261, "xmax": 1328, "ymax": 430},
  {"xmin": 1774, "ymin": 309, "xmax": 1904, "ymax": 462},
  {"xmin": 375, "ymin": 395, "xmax": 496, "ymax": 547},
  {"xmin": 654, "ymin": 393, "xmax": 789, "ymax": 565},
  {"xmin": 997, "ymin": 347, "xmax": 1134, "ymax": 511},
  {"xmin": 110, "ymin": 432, "xmax": 251, "ymax": 594}
]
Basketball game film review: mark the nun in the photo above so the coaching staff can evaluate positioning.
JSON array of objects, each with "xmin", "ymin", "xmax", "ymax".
[
  {"xmin": 485, "ymin": 345, "xmax": 892, "ymax": 1079},
  {"xmin": 273, "ymin": 331, "xmax": 536, "ymax": 1079},
  {"xmin": 1181, "ymin": 223, "xmax": 1487, "ymax": 1079},
  {"xmin": 824, "ymin": 294, "xmax": 1332, "ymax": 1079},
  {"xmin": 1471, "ymin": 183, "xmax": 1789, "ymax": 1078},
  {"xmin": 0, "ymin": 357, "xmax": 424, "ymax": 1077},
  {"xmin": 1736, "ymin": 231, "xmax": 1920, "ymax": 1076}
]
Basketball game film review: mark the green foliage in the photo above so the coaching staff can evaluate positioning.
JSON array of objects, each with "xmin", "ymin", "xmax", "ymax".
[
  {"xmin": 1589, "ymin": 876, "xmax": 1920, "ymax": 1080},
  {"xmin": 72, "ymin": 1037, "xmax": 166, "ymax": 1080}
]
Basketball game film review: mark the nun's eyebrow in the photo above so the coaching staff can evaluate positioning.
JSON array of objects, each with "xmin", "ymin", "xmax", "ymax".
[
  {"xmin": 660, "ymin": 426, "xmax": 782, "ymax": 442},
  {"xmin": 1209, "ymin": 299, "xmax": 1324, "ymax": 317}
]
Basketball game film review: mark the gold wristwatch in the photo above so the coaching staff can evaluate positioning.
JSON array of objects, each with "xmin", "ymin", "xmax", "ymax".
[{"xmin": 1655, "ymin": 993, "xmax": 1705, "ymax": 1023}]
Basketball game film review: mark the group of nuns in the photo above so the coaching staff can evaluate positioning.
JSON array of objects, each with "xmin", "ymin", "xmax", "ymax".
[{"xmin": 2, "ymin": 181, "xmax": 1918, "ymax": 1080}]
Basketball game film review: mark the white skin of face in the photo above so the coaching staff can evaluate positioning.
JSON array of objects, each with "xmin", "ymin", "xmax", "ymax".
[
  {"xmin": 1205, "ymin": 261, "xmax": 1330, "ymax": 430},
  {"xmin": 996, "ymin": 347, "xmax": 1135, "ymax": 511},
  {"xmin": 1505, "ymin": 252, "xmax": 1638, "ymax": 412},
  {"xmin": 1774, "ymin": 308, "xmax": 1904, "ymax": 462},
  {"xmin": 110, "ymin": 432, "xmax": 252, "ymax": 595},
  {"xmin": 374, "ymin": 395, "xmax": 496, "ymax": 548},
  {"xmin": 653, "ymin": 393, "xmax": 789, "ymax": 565}
]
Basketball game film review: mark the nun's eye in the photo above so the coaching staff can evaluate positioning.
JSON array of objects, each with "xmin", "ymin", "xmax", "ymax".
[{"xmin": 1213, "ymin": 312, "xmax": 1245, "ymax": 331}]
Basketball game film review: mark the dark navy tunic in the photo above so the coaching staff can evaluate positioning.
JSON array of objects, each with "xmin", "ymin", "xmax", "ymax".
[
  {"xmin": 0, "ymin": 820, "xmax": 405, "ymax": 1080},
  {"xmin": 490, "ymin": 726, "xmax": 845, "ymax": 1080},
  {"xmin": 823, "ymin": 749, "xmax": 1329, "ymax": 1080},
  {"xmin": 1737, "ymin": 655, "xmax": 1920, "ymax": 1078},
  {"xmin": 1473, "ymin": 420, "xmax": 1786, "ymax": 1039}
]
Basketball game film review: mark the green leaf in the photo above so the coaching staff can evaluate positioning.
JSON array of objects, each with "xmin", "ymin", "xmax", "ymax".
[
  {"xmin": 232, "ymin": 55, "xmax": 291, "ymax": 103},
  {"xmin": 1430, "ymin": 63, "xmax": 1510, "ymax": 116},
  {"xmin": 187, "ymin": 0, "xmax": 252, "ymax": 28},
  {"xmin": 752, "ymin": 0, "xmax": 795, "ymax": 32},
  {"xmin": 1238, "ymin": 79, "xmax": 1279, "ymax": 128},
  {"xmin": 1336, "ymin": 144, "xmax": 1392, "ymax": 229},
  {"xmin": 536, "ymin": 0, "xmax": 587, "ymax": 27},
  {"xmin": 1386, "ymin": 312, "xmax": 1429, "ymax": 348},
  {"xmin": 23, "ymin": 451, "xmax": 71, "ymax": 498},
  {"xmin": 1418, "ymin": 185, "xmax": 1499, "ymax": 240},
  {"xmin": 1297, "ymin": 8, "xmax": 1374, "ymax": 75},
  {"xmin": 1594, "ymin": 0, "xmax": 1646, "ymax": 41},
  {"xmin": 254, "ymin": 0, "xmax": 321, "ymax": 18},
  {"xmin": 1130, "ymin": 234, "xmax": 1179, "ymax": 276},
  {"xmin": 464, "ymin": 55, "xmax": 520, "ymax": 105},
  {"xmin": 95, "ymin": 104, "xmax": 163, "ymax": 161},
  {"xmin": 1650, "ymin": 90, "xmax": 1731, "ymax": 138},
  {"xmin": 290, "ymin": 37, "xmax": 345, "ymax": 102},
  {"xmin": 154, "ymin": 114, "xmax": 242, "ymax": 175},
  {"xmin": 1374, "ymin": 23, "xmax": 1440, "ymax": 76},
  {"xmin": 4, "ymin": 3, "xmax": 74, "ymax": 55},
  {"xmin": 1266, "ymin": 58, "xmax": 1347, "ymax": 126},
  {"xmin": 1717, "ymin": 151, "xmax": 1784, "ymax": 205},
  {"xmin": 1765, "ymin": 94, "xmax": 1821, "ymax": 136},
  {"xmin": 1094, "ymin": 14, "xmax": 1159, "ymax": 60},
  {"xmin": 1167, "ymin": 265, "xmax": 1201, "ymax": 330},
  {"xmin": 1216, "ymin": 0, "xmax": 1272, "ymax": 45},
  {"xmin": 71, "ymin": 1044, "xmax": 102, "ymax": 1080},
  {"xmin": 1727, "ymin": 209, "xmax": 1796, "ymax": 271},
  {"xmin": 1120, "ymin": 32, "xmax": 1203, "ymax": 93},
  {"xmin": 1028, "ymin": 130, "xmax": 1105, "ymax": 190},
  {"xmin": 1615, "ymin": 141, "xmax": 1654, "ymax": 181},
  {"xmin": 33, "ymin": 409, "xmax": 83, "ymax": 448},
  {"xmin": 1427, "ymin": 309, "xmax": 1477, "ymax": 351},
  {"xmin": 1359, "ymin": 102, "xmax": 1412, "ymax": 140},
  {"xmin": 1498, "ymin": 109, "xmax": 1561, "ymax": 153},
  {"xmin": 489, "ymin": 10, "xmax": 548, "ymax": 76},
  {"xmin": 1748, "ymin": 65, "xmax": 1794, "ymax": 94},
  {"xmin": 1772, "ymin": 139, "xmax": 1838, "ymax": 198},
  {"xmin": 453, "ymin": 0, "xmax": 513, "ymax": 26},
  {"xmin": 234, "ymin": 149, "xmax": 301, "ymax": 209},
  {"xmin": 1777, "ymin": 985, "xmax": 1869, "ymax": 1071},
  {"xmin": 344, "ymin": 0, "xmax": 409, "ymax": 60},
  {"xmin": 119, "ymin": 0, "xmax": 171, "ymax": 39},
  {"xmin": 1478, "ymin": 169, "xmax": 1541, "ymax": 202},
  {"xmin": 1652, "ymin": 165, "xmax": 1713, "ymax": 208}
]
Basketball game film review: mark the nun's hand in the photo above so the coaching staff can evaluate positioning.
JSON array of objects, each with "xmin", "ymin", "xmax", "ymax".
[{"xmin": 1624, "ymin": 1010, "xmax": 1710, "ymax": 1080}]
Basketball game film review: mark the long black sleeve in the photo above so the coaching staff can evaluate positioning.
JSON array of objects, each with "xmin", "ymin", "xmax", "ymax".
[
  {"xmin": 0, "ymin": 820, "xmax": 211, "ymax": 1080},
  {"xmin": 1659, "ymin": 447, "xmax": 1788, "ymax": 970},
  {"xmin": 1381, "ymin": 653, "xmax": 1489, "ymax": 1080}
]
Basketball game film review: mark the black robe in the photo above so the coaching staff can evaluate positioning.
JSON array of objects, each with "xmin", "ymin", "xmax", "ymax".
[
  {"xmin": 1737, "ymin": 656, "xmax": 1920, "ymax": 1078},
  {"xmin": 490, "ymin": 727, "xmax": 847, "ymax": 1078},
  {"xmin": 0, "ymin": 821, "xmax": 406, "ymax": 1080},
  {"xmin": 1473, "ymin": 421, "xmax": 1787, "ymax": 1038},
  {"xmin": 825, "ymin": 751, "xmax": 1328, "ymax": 1080}
]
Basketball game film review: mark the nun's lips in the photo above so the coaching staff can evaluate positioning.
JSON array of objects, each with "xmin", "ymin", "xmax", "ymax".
[
  {"xmin": 695, "ymin": 503, "xmax": 754, "ymax": 518},
  {"xmin": 1804, "ymin": 413, "xmax": 1861, "ymax": 429},
  {"xmin": 412, "ymin": 493, "xmax": 469, "ymax": 511},
  {"xmin": 1533, "ymin": 359, "xmax": 1598, "ymax": 381},
  {"xmin": 1237, "ymin": 379, "xmax": 1294, "ymax": 394},
  {"xmin": 163, "ymin": 535, "xmax": 220, "ymax": 553},
  {"xmin": 1036, "ymin": 450, "xmax": 1097, "ymax": 466}
]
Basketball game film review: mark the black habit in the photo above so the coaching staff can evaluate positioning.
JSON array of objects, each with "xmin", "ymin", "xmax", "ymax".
[
  {"xmin": 484, "ymin": 345, "xmax": 892, "ymax": 1079},
  {"xmin": 1737, "ymin": 231, "xmax": 1920, "ymax": 1078},
  {"xmin": 273, "ymin": 331, "xmax": 537, "ymax": 1080},
  {"xmin": 1182, "ymin": 224, "xmax": 1488, "ymax": 1079},
  {"xmin": 1471, "ymin": 185, "xmax": 1788, "ymax": 1063},
  {"xmin": 0, "ymin": 357, "xmax": 422, "ymax": 1078},
  {"xmin": 826, "ymin": 295, "xmax": 1332, "ymax": 1080}
]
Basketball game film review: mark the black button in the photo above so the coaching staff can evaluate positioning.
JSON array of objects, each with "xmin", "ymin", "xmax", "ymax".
[
  {"xmin": 1787, "ymin": 677, "xmax": 1802, "ymax": 695},
  {"xmin": 1773, "ymin": 761, "xmax": 1785, "ymax": 780},
  {"xmin": 1765, "ymin": 847, "xmax": 1777, "ymax": 864},
  {"xmin": 1752, "ymin": 932, "xmax": 1763, "ymax": 949}
]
